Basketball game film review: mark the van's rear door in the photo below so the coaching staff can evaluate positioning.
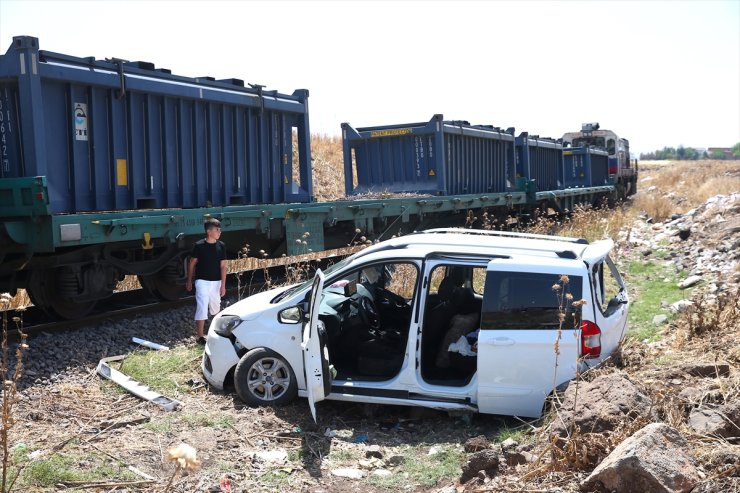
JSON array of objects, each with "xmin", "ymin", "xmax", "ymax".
[
  {"xmin": 584, "ymin": 252, "xmax": 629, "ymax": 362},
  {"xmin": 302, "ymin": 269, "xmax": 331, "ymax": 423},
  {"xmin": 476, "ymin": 258, "xmax": 583, "ymax": 418}
]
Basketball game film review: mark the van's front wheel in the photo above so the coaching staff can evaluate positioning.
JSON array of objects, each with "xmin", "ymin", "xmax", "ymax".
[{"xmin": 234, "ymin": 348, "xmax": 297, "ymax": 406}]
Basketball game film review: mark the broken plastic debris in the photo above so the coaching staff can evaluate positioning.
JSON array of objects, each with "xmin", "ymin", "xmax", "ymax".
[
  {"xmin": 96, "ymin": 355, "xmax": 181, "ymax": 411},
  {"xmin": 324, "ymin": 427, "xmax": 338, "ymax": 438},
  {"xmin": 352, "ymin": 432, "xmax": 369, "ymax": 444},
  {"xmin": 254, "ymin": 449, "xmax": 288, "ymax": 464},
  {"xmin": 132, "ymin": 337, "xmax": 169, "ymax": 351},
  {"xmin": 428, "ymin": 445, "xmax": 444, "ymax": 455},
  {"xmin": 330, "ymin": 468, "xmax": 365, "ymax": 479}
]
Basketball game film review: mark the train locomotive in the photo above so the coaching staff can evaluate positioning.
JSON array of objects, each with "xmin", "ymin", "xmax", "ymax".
[
  {"xmin": 0, "ymin": 36, "xmax": 626, "ymax": 319},
  {"xmin": 562, "ymin": 122, "xmax": 637, "ymax": 199}
]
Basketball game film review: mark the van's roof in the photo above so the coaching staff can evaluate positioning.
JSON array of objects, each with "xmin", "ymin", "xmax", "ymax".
[{"xmin": 355, "ymin": 228, "xmax": 613, "ymax": 263}]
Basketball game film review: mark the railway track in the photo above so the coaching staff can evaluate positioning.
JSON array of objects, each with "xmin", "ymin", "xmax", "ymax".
[{"xmin": 2, "ymin": 255, "xmax": 345, "ymax": 340}]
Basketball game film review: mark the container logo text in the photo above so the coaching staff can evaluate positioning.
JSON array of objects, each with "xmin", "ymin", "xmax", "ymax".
[
  {"xmin": 370, "ymin": 128, "xmax": 411, "ymax": 138},
  {"xmin": 74, "ymin": 103, "xmax": 88, "ymax": 141}
]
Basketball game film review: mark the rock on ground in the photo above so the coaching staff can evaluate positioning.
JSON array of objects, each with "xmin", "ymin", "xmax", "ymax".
[
  {"xmin": 580, "ymin": 423, "xmax": 699, "ymax": 493},
  {"xmin": 460, "ymin": 449, "xmax": 500, "ymax": 483},
  {"xmin": 688, "ymin": 399, "xmax": 740, "ymax": 438},
  {"xmin": 552, "ymin": 372, "xmax": 652, "ymax": 437}
]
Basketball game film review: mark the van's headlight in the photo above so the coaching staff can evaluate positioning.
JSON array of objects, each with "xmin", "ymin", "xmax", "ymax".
[{"xmin": 214, "ymin": 315, "xmax": 242, "ymax": 337}]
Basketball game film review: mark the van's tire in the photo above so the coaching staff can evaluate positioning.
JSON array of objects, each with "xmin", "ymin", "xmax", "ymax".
[{"xmin": 234, "ymin": 348, "xmax": 297, "ymax": 406}]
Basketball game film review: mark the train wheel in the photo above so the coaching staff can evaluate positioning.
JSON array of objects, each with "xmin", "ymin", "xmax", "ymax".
[
  {"xmin": 138, "ymin": 259, "xmax": 187, "ymax": 301},
  {"xmin": 27, "ymin": 269, "xmax": 97, "ymax": 319}
]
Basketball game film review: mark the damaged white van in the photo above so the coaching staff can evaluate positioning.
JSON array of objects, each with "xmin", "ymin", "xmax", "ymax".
[{"xmin": 202, "ymin": 229, "xmax": 629, "ymax": 420}]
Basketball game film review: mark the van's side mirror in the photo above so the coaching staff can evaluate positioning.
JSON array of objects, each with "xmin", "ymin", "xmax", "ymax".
[
  {"xmin": 616, "ymin": 289, "xmax": 629, "ymax": 304},
  {"xmin": 278, "ymin": 306, "xmax": 303, "ymax": 324}
]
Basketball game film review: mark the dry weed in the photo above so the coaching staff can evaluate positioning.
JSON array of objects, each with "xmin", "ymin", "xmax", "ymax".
[
  {"xmin": 637, "ymin": 159, "xmax": 740, "ymax": 214},
  {"xmin": 632, "ymin": 193, "xmax": 675, "ymax": 222},
  {"xmin": 673, "ymin": 285, "xmax": 740, "ymax": 343},
  {"xmin": 523, "ymin": 201, "xmax": 633, "ymax": 244},
  {"xmin": 1, "ymin": 296, "xmax": 29, "ymax": 493},
  {"xmin": 310, "ymin": 134, "xmax": 345, "ymax": 202}
]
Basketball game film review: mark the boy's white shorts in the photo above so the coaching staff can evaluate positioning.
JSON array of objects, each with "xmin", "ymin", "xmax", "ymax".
[{"xmin": 194, "ymin": 279, "xmax": 222, "ymax": 320}]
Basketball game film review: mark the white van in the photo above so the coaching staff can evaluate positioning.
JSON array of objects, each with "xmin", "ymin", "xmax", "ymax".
[{"xmin": 202, "ymin": 229, "xmax": 629, "ymax": 421}]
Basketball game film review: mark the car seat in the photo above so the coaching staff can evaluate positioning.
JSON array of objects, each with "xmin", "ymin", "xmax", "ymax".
[{"xmin": 357, "ymin": 336, "xmax": 405, "ymax": 377}]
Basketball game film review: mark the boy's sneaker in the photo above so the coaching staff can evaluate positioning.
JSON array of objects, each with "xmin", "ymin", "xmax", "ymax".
[{"xmin": 197, "ymin": 336, "xmax": 207, "ymax": 345}]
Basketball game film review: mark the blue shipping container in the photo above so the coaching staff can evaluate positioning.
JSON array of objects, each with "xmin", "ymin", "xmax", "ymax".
[
  {"xmin": 342, "ymin": 114, "xmax": 516, "ymax": 196},
  {"xmin": 0, "ymin": 36, "xmax": 312, "ymax": 213},
  {"xmin": 515, "ymin": 134, "xmax": 564, "ymax": 192},
  {"xmin": 563, "ymin": 146, "xmax": 610, "ymax": 188}
]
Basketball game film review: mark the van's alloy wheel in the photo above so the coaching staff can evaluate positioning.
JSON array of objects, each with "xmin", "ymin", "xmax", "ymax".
[{"xmin": 234, "ymin": 348, "xmax": 297, "ymax": 406}]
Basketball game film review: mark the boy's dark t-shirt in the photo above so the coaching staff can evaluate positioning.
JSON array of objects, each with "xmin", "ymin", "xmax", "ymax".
[{"xmin": 192, "ymin": 239, "xmax": 226, "ymax": 281}]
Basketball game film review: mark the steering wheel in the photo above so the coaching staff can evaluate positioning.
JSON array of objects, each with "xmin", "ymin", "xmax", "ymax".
[{"xmin": 358, "ymin": 296, "xmax": 381, "ymax": 330}]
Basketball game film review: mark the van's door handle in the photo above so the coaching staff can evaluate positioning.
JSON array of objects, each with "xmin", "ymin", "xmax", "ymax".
[{"xmin": 492, "ymin": 337, "xmax": 515, "ymax": 346}]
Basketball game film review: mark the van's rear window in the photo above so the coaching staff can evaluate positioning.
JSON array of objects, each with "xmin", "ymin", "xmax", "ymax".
[{"xmin": 480, "ymin": 272, "xmax": 583, "ymax": 330}]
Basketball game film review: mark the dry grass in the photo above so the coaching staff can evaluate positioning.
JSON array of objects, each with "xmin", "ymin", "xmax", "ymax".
[
  {"xmin": 524, "ymin": 201, "xmax": 634, "ymax": 244},
  {"xmin": 310, "ymin": 134, "xmax": 345, "ymax": 202},
  {"xmin": 636, "ymin": 160, "xmax": 740, "ymax": 219},
  {"xmin": 632, "ymin": 193, "xmax": 675, "ymax": 222},
  {"xmin": 673, "ymin": 285, "xmax": 740, "ymax": 350}
]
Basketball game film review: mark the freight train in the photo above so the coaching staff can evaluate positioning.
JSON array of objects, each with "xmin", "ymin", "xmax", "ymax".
[
  {"xmin": 0, "ymin": 36, "xmax": 625, "ymax": 319},
  {"xmin": 562, "ymin": 122, "xmax": 637, "ymax": 199}
]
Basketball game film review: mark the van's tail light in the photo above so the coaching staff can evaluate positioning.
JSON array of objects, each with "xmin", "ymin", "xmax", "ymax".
[{"xmin": 581, "ymin": 320, "xmax": 601, "ymax": 359}]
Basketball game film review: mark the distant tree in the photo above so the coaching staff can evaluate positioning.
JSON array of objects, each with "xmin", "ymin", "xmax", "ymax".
[
  {"xmin": 711, "ymin": 149, "xmax": 726, "ymax": 160},
  {"xmin": 676, "ymin": 145, "xmax": 686, "ymax": 160},
  {"xmin": 684, "ymin": 147, "xmax": 699, "ymax": 160},
  {"xmin": 733, "ymin": 142, "xmax": 740, "ymax": 158},
  {"xmin": 684, "ymin": 147, "xmax": 699, "ymax": 161},
  {"xmin": 656, "ymin": 147, "xmax": 677, "ymax": 160}
]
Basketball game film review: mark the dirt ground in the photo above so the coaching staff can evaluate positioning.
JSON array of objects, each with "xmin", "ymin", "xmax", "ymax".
[{"xmin": 14, "ymin": 372, "xmax": 524, "ymax": 492}]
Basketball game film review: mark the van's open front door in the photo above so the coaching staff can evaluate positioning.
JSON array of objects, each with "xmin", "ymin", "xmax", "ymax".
[
  {"xmin": 301, "ymin": 269, "xmax": 331, "ymax": 423},
  {"xmin": 476, "ymin": 259, "xmax": 582, "ymax": 418}
]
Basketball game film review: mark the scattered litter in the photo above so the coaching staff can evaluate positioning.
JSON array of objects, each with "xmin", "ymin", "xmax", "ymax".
[
  {"xmin": 132, "ymin": 337, "xmax": 169, "ymax": 351},
  {"xmin": 678, "ymin": 275, "xmax": 702, "ymax": 289},
  {"xmin": 254, "ymin": 449, "xmax": 288, "ymax": 464},
  {"xmin": 670, "ymin": 299, "xmax": 694, "ymax": 312},
  {"xmin": 128, "ymin": 465, "xmax": 156, "ymax": 480},
  {"xmin": 28, "ymin": 450, "xmax": 44, "ymax": 460},
  {"xmin": 96, "ymin": 355, "xmax": 182, "ymax": 412},
  {"xmin": 372, "ymin": 469, "xmax": 392, "ymax": 477},
  {"xmin": 359, "ymin": 457, "xmax": 383, "ymax": 469},
  {"xmin": 186, "ymin": 378, "xmax": 206, "ymax": 389},
  {"xmin": 365, "ymin": 444, "xmax": 382, "ymax": 458},
  {"xmin": 330, "ymin": 468, "xmax": 365, "ymax": 479},
  {"xmin": 293, "ymin": 427, "xmax": 302, "ymax": 433},
  {"xmin": 324, "ymin": 427, "xmax": 338, "ymax": 438},
  {"xmin": 428, "ymin": 445, "xmax": 444, "ymax": 456},
  {"xmin": 352, "ymin": 432, "xmax": 369, "ymax": 444}
]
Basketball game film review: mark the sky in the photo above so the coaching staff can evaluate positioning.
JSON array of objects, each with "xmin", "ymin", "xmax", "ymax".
[{"xmin": 1, "ymin": 0, "xmax": 738, "ymax": 155}]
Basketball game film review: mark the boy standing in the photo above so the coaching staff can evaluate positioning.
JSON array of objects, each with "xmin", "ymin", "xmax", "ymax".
[{"xmin": 186, "ymin": 218, "xmax": 227, "ymax": 344}]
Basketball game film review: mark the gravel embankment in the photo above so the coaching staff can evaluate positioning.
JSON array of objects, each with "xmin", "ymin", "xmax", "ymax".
[{"xmin": 12, "ymin": 297, "xmax": 238, "ymax": 389}]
